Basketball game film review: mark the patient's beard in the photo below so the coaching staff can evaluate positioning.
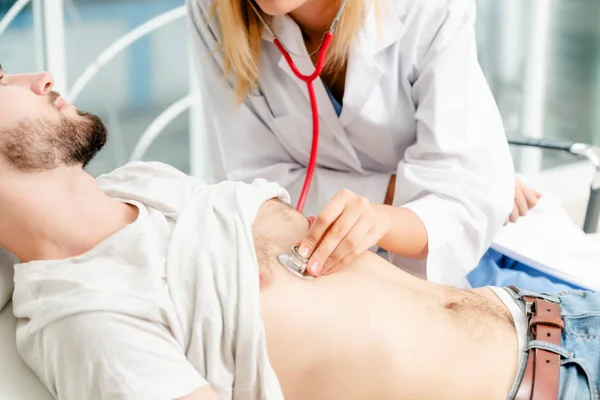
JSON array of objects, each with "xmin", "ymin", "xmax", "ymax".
[{"xmin": 0, "ymin": 111, "xmax": 107, "ymax": 171}]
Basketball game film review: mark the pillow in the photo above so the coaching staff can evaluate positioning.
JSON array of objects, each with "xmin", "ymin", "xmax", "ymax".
[{"xmin": 0, "ymin": 248, "xmax": 17, "ymax": 311}]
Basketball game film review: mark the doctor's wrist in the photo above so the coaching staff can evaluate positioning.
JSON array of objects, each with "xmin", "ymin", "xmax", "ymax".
[{"xmin": 374, "ymin": 204, "xmax": 428, "ymax": 259}]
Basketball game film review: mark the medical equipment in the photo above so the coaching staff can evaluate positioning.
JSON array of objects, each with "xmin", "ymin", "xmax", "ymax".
[
  {"xmin": 249, "ymin": 0, "xmax": 349, "ymax": 213},
  {"xmin": 278, "ymin": 246, "xmax": 315, "ymax": 280},
  {"xmin": 509, "ymin": 137, "xmax": 600, "ymax": 233}
]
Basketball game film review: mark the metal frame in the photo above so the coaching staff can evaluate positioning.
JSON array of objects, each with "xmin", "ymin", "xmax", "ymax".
[
  {"xmin": 66, "ymin": 6, "xmax": 187, "ymax": 102},
  {"xmin": 40, "ymin": 0, "xmax": 67, "ymax": 93},
  {"xmin": 509, "ymin": 138, "xmax": 600, "ymax": 233},
  {"xmin": 0, "ymin": 0, "xmax": 31, "ymax": 38},
  {"xmin": 519, "ymin": 0, "xmax": 552, "ymax": 178},
  {"xmin": 130, "ymin": 95, "xmax": 194, "ymax": 162},
  {"xmin": 32, "ymin": 0, "xmax": 46, "ymax": 71},
  {"xmin": 188, "ymin": 47, "xmax": 213, "ymax": 182},
  {"xmin": 0, "ymin": 3, "xmax": 204, "ymax": 179},
  {"xmin": 0, "ymin": 0, "xmax": 67, "ymax": 91}
]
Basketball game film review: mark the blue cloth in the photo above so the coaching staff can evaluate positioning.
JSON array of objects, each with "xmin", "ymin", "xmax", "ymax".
[
  {"xmin": 467, "ymin": 249, "xmax": 585, "ymax": 293},
  {"xmin": 324, "ymin": 85, "xmax": 343, "ymax": 117},
  {"xmin": 504, "ymin": 288, "xmax": 599, "ymax": 400}
]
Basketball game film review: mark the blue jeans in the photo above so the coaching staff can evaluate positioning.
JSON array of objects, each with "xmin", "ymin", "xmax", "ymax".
[
  {"xmin": 505, "ymin": 288, "xmax": 600, "ymax": 400},
  {"xmin": 467, "ymin": 249, "xmax": 585, "ymax": 293}
]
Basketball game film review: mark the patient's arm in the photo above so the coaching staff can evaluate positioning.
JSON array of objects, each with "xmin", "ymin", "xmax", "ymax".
[{"xmin": 17, "ymin": 312, "xmax": 209, "ymax": 400}]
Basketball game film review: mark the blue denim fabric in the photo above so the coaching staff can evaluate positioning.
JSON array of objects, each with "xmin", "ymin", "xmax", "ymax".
[
  {"xmin": 504, "ymin": 288, "xmax": 600, "ymax": 400},
  {"xmin": 468, "ymin": 249, "xmax": 585, "ymax": 293}
]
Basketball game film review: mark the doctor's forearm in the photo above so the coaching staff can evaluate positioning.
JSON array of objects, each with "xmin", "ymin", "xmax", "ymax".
[{"xmin": 374, "ymin": 204, "xmax": 429, "ymax": 259}]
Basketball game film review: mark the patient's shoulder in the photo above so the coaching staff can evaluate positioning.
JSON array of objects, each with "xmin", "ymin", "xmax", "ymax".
[
  {"xmin": 97, "ymin": 161, "xmax": 191, "ymax": 183},
  {"xmin": 252, "ymin": 199, "xmax": 306, "ymax": 242},
  {"xmin": 96, "ymin": 161, "xmax": 208, "ymax": 216}
]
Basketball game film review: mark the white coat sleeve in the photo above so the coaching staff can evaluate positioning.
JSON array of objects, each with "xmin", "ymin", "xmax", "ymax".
[
  {"xmin": 390, "ymin": 0, "xmax": 515, "ymax": 286},
  {"xmin": 185, "ymin": 0, "xmax": 391, "ymax": 217}
]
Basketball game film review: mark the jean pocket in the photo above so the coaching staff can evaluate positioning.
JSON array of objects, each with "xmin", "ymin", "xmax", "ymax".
[{"xmin": 560, "ymin": 358, "xmax": 599, "ymax": 400}]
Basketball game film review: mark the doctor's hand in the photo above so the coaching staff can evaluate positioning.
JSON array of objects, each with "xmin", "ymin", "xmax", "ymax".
[
  {"xmin": 508, "ymin": 176, "xmax": 542, "ymax": 223},
  {"xmin": 298, "ymin": 190, "xmax": 390, "ymax": 277}
]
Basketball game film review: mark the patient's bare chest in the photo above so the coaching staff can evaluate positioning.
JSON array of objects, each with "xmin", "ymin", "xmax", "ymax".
[{"xmin": 252, "ymin": 199, "xmax": 309, "ymax": 277}]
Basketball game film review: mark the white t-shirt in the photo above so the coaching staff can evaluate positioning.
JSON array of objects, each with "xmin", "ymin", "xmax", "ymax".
[{"xmin": 12, "ymin": 162, "xmax": 288, "ymax": 400}]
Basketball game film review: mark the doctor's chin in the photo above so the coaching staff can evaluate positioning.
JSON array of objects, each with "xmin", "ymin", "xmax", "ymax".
[{"xmin": 0, "ymin": 0, "xmax": 599, "ymax": 399}]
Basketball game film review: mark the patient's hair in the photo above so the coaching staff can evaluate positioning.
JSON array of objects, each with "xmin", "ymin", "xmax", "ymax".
[
  {"xmin": 252, "ymin": 198, "xmax": 305, "ymax": 287},
  {"xmin": 253, "ymin": 232, "xmax": 273, "ymax": 283},
  {"xmin": 0, "ymin": 108, "xmax": 107, "ymax": 171},
  {"xmin": 442, "ymin": 288, "xmax": 515, "ymax": 337}
]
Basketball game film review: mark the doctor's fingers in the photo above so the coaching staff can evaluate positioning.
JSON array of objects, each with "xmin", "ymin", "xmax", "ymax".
[
  {"xmin": 328, "ymin": 228, "xmax": 385, "ymax": 275},
  {"xmin": 508, "ymin": 204, "xmax": 520, "ymax": 223},
  {"xmin": 514, "ymin": 185, "xmax": 529, "ymax": 217},
  {"xmin": 305, "ymin": 208, "xmax": 363, "ymax": 276},
  {"xmin": 299, "ymin": 200, "xmax": 345, "ymax": 259},
  {"xmin": 524, "ymin": 185, "xmax": 543, "ymax": 208},
  {"xmin": 299, "ymin": 190, "xmax": 364, "ymax": 256},
  {"xmin": 320, "ymin": 214, "xmax": 373, "ymax": 274}
]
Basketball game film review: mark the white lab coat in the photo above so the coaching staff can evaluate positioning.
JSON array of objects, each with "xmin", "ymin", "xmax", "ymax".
[{"xmin": 186, "ymin": 0, "xmax": 515, "ymax": 286}]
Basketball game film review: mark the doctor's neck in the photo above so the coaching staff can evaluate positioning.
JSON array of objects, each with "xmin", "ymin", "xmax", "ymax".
[
  {"xmin": 0, "ymin": 166, "xmax": 137, "ymax": 263},
  {"xmin": 289, "ymin": 0, "xmax": 341, "ymax": 44}
]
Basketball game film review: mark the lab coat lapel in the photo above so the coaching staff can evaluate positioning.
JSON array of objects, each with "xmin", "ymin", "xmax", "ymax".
[
  {"xmin": 266, "ymin": 14, "xmax": 363, "ymax": 170},
  {"xmin": 340, "ymin": 51, "xmax": 383, "ymax": 127},
  {"xmin": 262, "ymin": 14, "xmax": 313, "ymax": 96},
  {"xmin": 341, "ymin": 4, "xmax": 406, "ymax": 127},
  {"xmin": 261, "ymin": 7, "xmax": 406, "ymax": 171}
]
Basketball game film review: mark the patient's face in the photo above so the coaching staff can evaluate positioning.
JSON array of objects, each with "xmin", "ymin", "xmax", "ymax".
[{"xmin": 0, "ymin": 67, "xmax": 107, "ymax": 171}]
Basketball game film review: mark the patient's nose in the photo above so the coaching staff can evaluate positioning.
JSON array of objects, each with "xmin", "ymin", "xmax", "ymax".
[{"xmin": 30, "ymin": 72, "xmax": 55, "ymax": 95}]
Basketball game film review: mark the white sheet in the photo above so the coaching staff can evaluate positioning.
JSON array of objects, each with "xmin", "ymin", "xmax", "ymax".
[
  {"xmin": 492, "ymin": 194, "xmax": 600, "ymax": 291},
  {"xmin": 0, "ymin": 303, "xmax": 53, "ymax": 400}
]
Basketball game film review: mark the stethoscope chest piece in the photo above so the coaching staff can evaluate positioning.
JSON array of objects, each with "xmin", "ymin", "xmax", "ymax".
[{"xmin": 278, "ymin": 245, "xmax": 315, "ymax": 280}]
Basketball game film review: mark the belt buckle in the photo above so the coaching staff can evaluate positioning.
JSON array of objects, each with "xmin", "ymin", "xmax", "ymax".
[{"xmin": 525, "ymin": 300, "xmax": 536, "ymax": 318}]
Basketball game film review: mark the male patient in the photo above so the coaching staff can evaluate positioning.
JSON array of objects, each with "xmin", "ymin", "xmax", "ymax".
[{"xmin": 1, "ymin": 68, "xmax": 598, "ymax": 400}]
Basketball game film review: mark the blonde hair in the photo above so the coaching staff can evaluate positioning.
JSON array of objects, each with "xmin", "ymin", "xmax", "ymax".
[{"xmin": 210, "ymin": 0, "xmax": 370, "ymax": 103}]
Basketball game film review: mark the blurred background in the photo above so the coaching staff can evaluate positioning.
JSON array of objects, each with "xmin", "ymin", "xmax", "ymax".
[{"xmin": 1, "ymin": 0, "xmax": 599, "ymax": 225}]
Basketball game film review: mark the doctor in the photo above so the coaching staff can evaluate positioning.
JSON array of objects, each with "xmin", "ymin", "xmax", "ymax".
[{"xmin": 187, "ymin": 0, "xmax": 527, "ymax": 286}]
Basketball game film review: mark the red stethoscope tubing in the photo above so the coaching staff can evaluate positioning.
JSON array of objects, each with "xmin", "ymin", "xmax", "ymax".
[{"xmin": 273, "ymin": 32, "xmax": 335, "ymax": 213}]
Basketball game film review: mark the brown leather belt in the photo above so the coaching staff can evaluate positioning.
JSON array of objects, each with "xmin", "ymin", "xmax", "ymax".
[{"xmin": 510, "ymin": 287, "xmax": 564, "ymax": 400}]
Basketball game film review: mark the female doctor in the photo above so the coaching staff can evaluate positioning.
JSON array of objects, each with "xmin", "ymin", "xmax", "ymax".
[{"xmin": 186, "ymin": 0, "xmax": 539, "ymax": 286}]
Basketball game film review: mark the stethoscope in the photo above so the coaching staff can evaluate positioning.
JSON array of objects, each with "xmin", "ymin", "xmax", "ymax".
[{"xmin": 249, "ymin": 0, "xmax": 349, "ymax": 214}]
